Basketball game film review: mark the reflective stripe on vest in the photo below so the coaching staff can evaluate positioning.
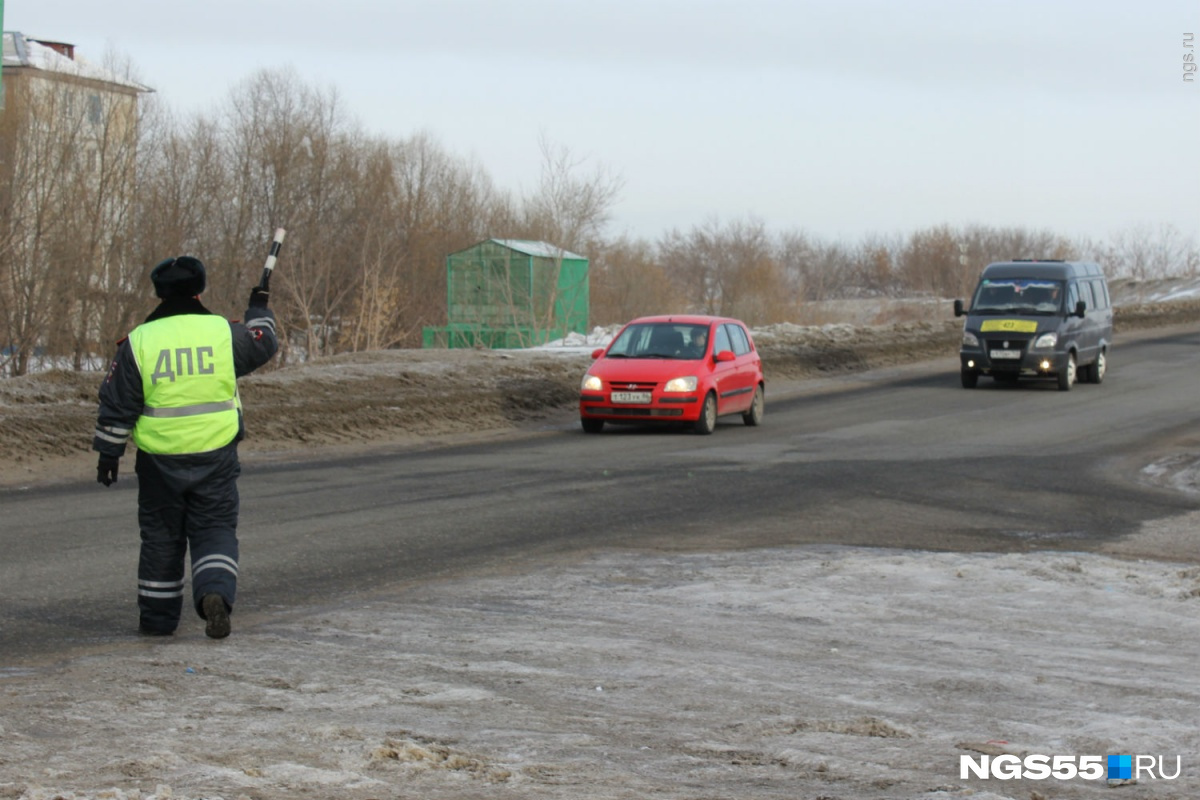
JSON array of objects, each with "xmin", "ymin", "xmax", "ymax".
[
  {"xmin": 129, "ymin": 315, "xmax": 239, "ymax": 454},
  {"xmin": 141, "ymin": 399, "xmax": 237, "ymax": 418}
]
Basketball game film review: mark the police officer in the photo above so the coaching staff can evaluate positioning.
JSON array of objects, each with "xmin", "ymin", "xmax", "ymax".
[{"xmin": 93, "ymin": 256, "xmax": 278, "ymax": 639}]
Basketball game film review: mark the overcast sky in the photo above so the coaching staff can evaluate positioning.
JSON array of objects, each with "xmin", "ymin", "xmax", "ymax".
[{"xmin": 7, "ymin": 1, "xmax": 1199, "ymax": 246}]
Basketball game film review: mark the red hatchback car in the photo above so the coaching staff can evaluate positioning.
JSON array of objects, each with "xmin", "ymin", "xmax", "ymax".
[{"xmin": 579, "ymin": 315, "xmax": 765, "ymax": 434}]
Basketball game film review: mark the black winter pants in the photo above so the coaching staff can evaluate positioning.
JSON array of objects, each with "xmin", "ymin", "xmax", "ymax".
[{"xmin": 134, "ymin": 443, "xmax": 241, "ymax": 634}]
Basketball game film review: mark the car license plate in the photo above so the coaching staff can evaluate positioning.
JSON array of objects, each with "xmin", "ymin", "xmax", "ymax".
[
  {"xmin": 990, "ymin": 349, "xmax": 1021, "ymax": 360},
  {"xmin": 611, "ymin": 391, "xmax": 651, "ymax": 403}
]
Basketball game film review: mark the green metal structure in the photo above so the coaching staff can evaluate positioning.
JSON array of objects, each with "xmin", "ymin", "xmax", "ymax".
[{"xmin": 423, "ymin": 239, "xmax": 589, "ymax": 349}]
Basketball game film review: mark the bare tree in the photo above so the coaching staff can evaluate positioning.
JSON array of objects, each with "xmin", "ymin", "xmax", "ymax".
[
  {"xmin": 0, "ymin": 61, "xmax": 144, "ymax": 374},
  {"xmin": 515, "ymin": 135, "xmax": 624, "ymax": 343},
  {"xmin": 586, "ymin": 236, "xmax": 678, "ymax": 325},
  {"xmin": 657, "ymin": 217, "xmax": 789, "ymax": 324},
  {"xmin": 218, "ymin": 68, "xmax": 361, "ymax": 359},
  {"xmin": 848, "ymin": 233, "xmax": 902, "ymax": 296},
  {"xmin": 717, "ymin": 218, "xmax": 789, "ymax": 324},
  {"xmin": 894, "ymin": 224, "xmax": 1074, "ymax": 299},
  {"xmin": 133, "ymin": 103, "xmax": 230, "ymax": 268},
  {"xmin": 896, "ymin": 225, "xmax": 963, "ymax": 298},
  {"xmin": 966, "ymin": 225, "xmax": 1072, "ymax": 274},
  {"xmin": 0, "ymin": 76, "xmax": 70, "ymax": 374},
  {"xmin": 380, "ymin": 133, "xmax": 502, "ymax": 348},
  {"xmin": 1105, "ymin": 223, "xmax": 1195, "ymax": 281},
  {"xmin": 658, "ymin": 218, "xmax": 724, "ymax": 315},
  {"xmin": 776, "ymin": 230, "xmax": 864, "ymax": 303}
]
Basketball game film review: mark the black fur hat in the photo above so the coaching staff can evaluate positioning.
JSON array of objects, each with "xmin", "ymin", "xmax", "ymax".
[{"xmin": 150, "ymin": 256, "xmax": 206, "ymax": 298}]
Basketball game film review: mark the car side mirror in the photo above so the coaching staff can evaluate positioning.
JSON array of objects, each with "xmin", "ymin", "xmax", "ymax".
[
  {"xmin": 590, "ymin": 347, "xmax": 605, "ymax": 359},
  {"xmin": 715, "ymin": 350, "xmax": 736, "ymax": 362},
  {"xmin": 953, "ymin": 299, "xmax": 965, "ymax": 317},
  {"xmin": 1074, "ymin": 300, "xmax": 1087, "ymax": 318}
]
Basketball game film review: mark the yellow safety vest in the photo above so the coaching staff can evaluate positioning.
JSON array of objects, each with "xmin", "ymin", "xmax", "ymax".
[{"xmin": 129, "ymin": 315, "xmax": 240, "ymax": 454}]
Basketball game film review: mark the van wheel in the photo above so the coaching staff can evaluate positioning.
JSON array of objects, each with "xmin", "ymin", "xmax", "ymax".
[
  {"xmin": 1057, "ymin": 353, "xmax": 1076, "ymax": 391},
  {"xmin": 742, "ymin": 385, "xmax": 764, "ymax": 426},
  {"xmin": 694, "ymin": 392, "xmax": 717, "ymax": 435},
  {"xmin": 581, "ymin": 417, "xmax": 604, "ymax": 434},
  {"xmin": 961, "ymin": 369, "xmax": 979, "ymax": 389},
  {"xmin": 1085, "ymin": 350, "xmax": 1106, "ymax": 384}
]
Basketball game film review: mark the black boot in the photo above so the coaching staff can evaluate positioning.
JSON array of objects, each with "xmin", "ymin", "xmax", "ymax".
[{"xmin": 202, "ymin": 594, "xmax": 231, "ymax": 639}]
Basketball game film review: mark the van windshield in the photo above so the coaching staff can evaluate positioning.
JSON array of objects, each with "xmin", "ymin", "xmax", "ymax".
[{"xmin": 970, "ymin": 279, "xmax": 1065, "ymax": 315}]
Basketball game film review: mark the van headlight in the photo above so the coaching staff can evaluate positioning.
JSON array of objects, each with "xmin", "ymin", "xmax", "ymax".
[
  {"xmin": 962, "ymin": 331, "xmax": 979, "ymax": 347},
  {"xmin": 663, "ymin": 376, "xmax": 698, "ymax": 392},
  {"xmin": 1033, "ymin": 332, "xmax": 1058, "ymax": 349},
  {"xmin": 581, "ymin": 374, "xmax": 603, "ymax": 391}
]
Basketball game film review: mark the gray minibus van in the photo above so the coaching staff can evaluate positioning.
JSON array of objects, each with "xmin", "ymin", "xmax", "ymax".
[{"xmin": 953, "ymin": 260, "xmax": 1112, "ymax": 391}]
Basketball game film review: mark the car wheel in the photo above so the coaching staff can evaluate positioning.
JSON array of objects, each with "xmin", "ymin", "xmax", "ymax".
[
  {"xmin": 1086, "ymin": 350, "xmax": 1106, "ymax": 384},
  {"xmin": 961, "ymin": 369, "xmax": 979, "ymax": 389},
  {"xmin": 1057, "ymin": 352, "xmax": 1076, "ymax": 391},
  {"xmin": 581, "ymin": 417, "xmax": 604, "ymax": 434},
  {"xmin": 694, "ymin": 392, "xmax": 717, "ymax": 435},
  {"xmin": 742, "ymin": 385, "xmax": 764, "ymax": 426}
]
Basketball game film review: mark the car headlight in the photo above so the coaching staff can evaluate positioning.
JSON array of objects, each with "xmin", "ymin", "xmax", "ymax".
[
  {"xmin": 663, "ymin": 376, "xmax": 698, "ymax": 392},
  {"xmin": 962, "ymin": 331, "xmax": 979, "ymax": 347},
  {"xmin": 581, "ymin": 374, "xmax": 603, "ymax": 391},
  {"xmin": 1033, "ymin": 332, "xmax": 1058, "ymax": 349}
]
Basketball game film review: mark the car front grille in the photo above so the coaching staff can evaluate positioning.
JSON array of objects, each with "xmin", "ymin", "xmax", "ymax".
[
  {"xmin": 983, "ymin": 336, "xmax": 1030, "ymax": 353},
  {"xmin": 604, "ymin": 380, "xmax": 658, "ymax": 390},
  {"xmin": 983, "ymin": 335, "xmax": 1030, "ymax": 372}
]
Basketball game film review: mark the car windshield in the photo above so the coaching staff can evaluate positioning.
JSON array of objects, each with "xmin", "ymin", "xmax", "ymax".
[
  {"xmin": 607, "ymin": 323, "xmax": 710, "ymax": 359},
  {"xmin": 970, "ymin": 279, "xmax": 1065, "ymax": 315}
]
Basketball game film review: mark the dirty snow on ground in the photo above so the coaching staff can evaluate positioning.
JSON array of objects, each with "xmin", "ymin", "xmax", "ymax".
[
  {"xmin": 1142, "ymin": 457, "xmax": 1200, "ymax": 496},
  {"xmin": 1116, "ymin": 275, "xmax": 1200, "ymax": 304},
  {"xmin": 4, "ymin": 534, "xmax": 1200, "ymax": 800}
]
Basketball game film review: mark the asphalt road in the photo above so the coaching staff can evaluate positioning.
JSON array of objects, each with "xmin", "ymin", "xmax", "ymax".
[{"xmin": 3, "ymin": 326, "xmax": 1199, "ymax": 667}]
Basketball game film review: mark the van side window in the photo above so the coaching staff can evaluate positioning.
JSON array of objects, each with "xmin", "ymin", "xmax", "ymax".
[
  {"xmin": 726, "ymin": 324, "xmax": 751, "ymax": 356},
  {"xmin": 1067, "ymin": 282, "xmax": 1080, "ymax": 311},
  {"xmin": 1078, "ymin": 281, "xmax": 1095, "ymax": 311},
  {"xmin": 713, "ymin": 324, "xmax": 733, "ymax": 354},
  {"xmin": 1091, "ymin": 279, "xmax": 1110, "ymax": 309}
]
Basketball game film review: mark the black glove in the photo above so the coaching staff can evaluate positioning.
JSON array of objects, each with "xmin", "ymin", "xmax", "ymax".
[
  {"xmin": 97, "ymin": 456, "xmax": 119, "ymax": 487},
  {"xmin": 249, "ymin": 286, "xmax": 270, "ymax": 309}
]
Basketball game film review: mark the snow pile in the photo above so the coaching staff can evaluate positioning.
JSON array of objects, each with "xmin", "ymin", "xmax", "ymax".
[
  {"xmin": 1142, "ymin": 454, "xmax": 1200, "ymax": 495},
  {"xmin": 533, "ymin": 325, "xmax": 619, "ymax": 352}
]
